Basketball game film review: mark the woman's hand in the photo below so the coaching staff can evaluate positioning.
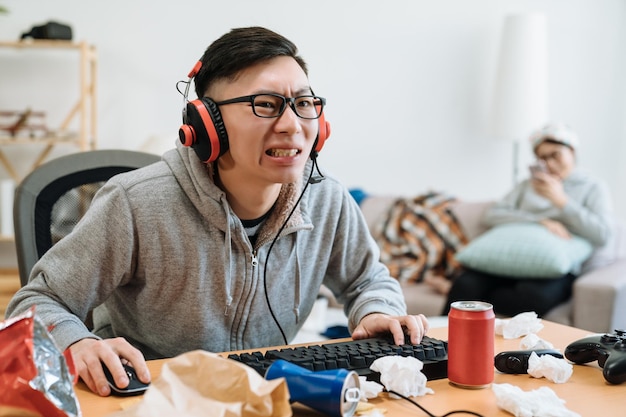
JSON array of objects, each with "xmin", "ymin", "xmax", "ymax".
[
  {"xmin": 540, "ymin": 218, "xmax": 571, "ymax": 239},
  {"xmin": 352, "ymin": 313, "xmax": 429, "ymax": 346},
  {"xmin": 69, "ymin": 337, "xmax": 151, "ymax": 396},
  {"xmin": 531, "ymin": 172, "xmax": 568, "ymax": 208}
]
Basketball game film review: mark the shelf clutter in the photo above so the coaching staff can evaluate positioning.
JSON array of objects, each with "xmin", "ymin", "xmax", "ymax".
[
  {"xmin": 0, "ymin": 39, "xmax": 98, "ymax": 242},
  {"xmin": 0, "ymin": 40, "xmax": 98, "ymax": 183}
]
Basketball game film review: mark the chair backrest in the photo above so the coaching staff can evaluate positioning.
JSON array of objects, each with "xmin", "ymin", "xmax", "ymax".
[{"xmin": 13, "ymin": 149, "xmax": 161, "ymax": 286}]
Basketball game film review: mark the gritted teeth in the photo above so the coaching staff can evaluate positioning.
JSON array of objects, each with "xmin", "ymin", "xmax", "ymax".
[{"xmin": 266, "ymin": 148, "xmax": 300, "ymax": 157}]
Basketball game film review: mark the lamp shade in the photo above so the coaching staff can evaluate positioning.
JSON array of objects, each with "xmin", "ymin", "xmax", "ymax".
[{"xmin": 491, "ymin": 13, "xmax": 549, "ymax": 141}]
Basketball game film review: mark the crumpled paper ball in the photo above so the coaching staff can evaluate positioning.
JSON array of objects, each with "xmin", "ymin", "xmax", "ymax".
[
  {"xmin": 492, "ymin": 383, "xmax": 580, "ymax": 417},
  {"xmin": 495, "ymin": 312, "xmax": 544, "ymax": 339},
  {"xmin": 520, "ymin": 333, "xmax": 554, "ymax": 350},
  {"xmin": 358, "ymin": 376, "xmax": 383, "ymax": 400},
  {"xmin": 527, "ymin": 352, "xmax": 573, "ymax": 383},
  {"xmin": 369, "ymin": 356, "xmax": 434, "ymax": 398}
]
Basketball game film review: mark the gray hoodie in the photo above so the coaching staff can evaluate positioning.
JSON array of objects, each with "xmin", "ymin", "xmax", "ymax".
[{"xmin": 7, "ymin": 144, "xmax": 407, "ymax": 359}]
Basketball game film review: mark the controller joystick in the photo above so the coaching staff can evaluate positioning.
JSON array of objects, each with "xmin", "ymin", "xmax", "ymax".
[
  {"xmin": 494, "ymin": 349, "xmax": 563, "ymax": 374},
  {"xmin": 565, "ymin": 329, "xmax": 626, "ymax": 384}
]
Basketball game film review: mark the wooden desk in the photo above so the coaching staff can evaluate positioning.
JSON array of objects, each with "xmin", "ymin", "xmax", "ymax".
[{"xmin": 75, "ymin": 321, "xmax": 623, "ymax": 416}]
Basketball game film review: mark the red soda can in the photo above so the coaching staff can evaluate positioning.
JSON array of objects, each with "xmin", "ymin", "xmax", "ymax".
[{"xmin": 447, "ymin": 301, "xmax": 495, "ymax": 388}]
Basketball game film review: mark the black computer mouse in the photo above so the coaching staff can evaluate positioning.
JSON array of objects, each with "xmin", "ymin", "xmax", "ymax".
[{"xmin": 101, "ymin": 362, "xmax": 150, "ymax": 396}]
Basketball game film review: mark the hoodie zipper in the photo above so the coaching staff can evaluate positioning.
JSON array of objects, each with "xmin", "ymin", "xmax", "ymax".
[{"xmin": 251, "ymin": 250, "xmax": 259, "ymax": 267}]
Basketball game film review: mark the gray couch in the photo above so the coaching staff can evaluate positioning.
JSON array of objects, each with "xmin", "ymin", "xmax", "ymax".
[{"xmin": 359, "ymin": 196, "xmax": 626, "ymax": 333}]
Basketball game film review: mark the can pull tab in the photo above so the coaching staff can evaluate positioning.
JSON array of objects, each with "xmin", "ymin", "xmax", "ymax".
[{"xmin": 344, "ymin": 387, "xmax": 361, "ymax": 403}]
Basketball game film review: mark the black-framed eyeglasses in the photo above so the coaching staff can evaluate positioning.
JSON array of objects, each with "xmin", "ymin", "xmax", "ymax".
[
  {"xmin": 213, "ymin": 93, "xmax": 326, "ymax": 120},
  {"xmin": 536, "ymin": 149, "xmax": 565, "ymax": 162}
]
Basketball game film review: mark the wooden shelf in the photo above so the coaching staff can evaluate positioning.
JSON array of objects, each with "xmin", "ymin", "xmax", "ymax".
[
  {"xmin": 0, "ymin": 40, "xmax": 98, "ymax": 182},
  {"xmin": 0, "ymin": 39, "xmax": 82, "ymax": 49},
  {"xmin": 0, "ymin": 134, "xmax": 78, "ymax": 145}
]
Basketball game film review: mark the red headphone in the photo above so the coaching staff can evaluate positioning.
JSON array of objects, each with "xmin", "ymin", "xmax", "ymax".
[{"xmin": 178, "ymin": 61, "xmax": 331, "ymax": 163}]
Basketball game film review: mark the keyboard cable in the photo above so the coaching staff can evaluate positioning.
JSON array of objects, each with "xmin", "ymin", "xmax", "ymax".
[{"xmin": 388, "ymin": 390, "xmax": 484, "ymax": 417}]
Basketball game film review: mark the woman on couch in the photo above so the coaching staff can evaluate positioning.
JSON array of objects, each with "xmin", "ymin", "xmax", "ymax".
[{"xmin": 443, "ymin": 123, "xmax": 613, "ymax": 317}]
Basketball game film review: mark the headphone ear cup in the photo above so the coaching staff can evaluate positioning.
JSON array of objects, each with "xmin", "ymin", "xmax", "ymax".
[
  {"xmin": 178, "ymin": 98, "xmax": 229, "ymax": 163},
  {"xmin": 311, "ymin": 113, "xmax": 331, "ymax": 157}
]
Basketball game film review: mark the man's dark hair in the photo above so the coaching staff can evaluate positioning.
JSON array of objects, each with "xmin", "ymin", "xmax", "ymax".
[{"xmin": 194, "ymin": 26, "xmax": 308, "ymax": 99}]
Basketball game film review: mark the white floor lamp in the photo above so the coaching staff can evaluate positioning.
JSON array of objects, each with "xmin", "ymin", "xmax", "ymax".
[{"xmin": 491, "ymin": 13, "xmax": 549, "ymax": 185}]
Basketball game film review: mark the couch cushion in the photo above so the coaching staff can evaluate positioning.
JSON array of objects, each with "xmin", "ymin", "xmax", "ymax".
[
  {"xmin": 581, "ymin": 217, "xmax": 626, "ymax": 273},
  {"xmin": 400, "ymin": 281, "xmax": 447, "ymax": 317},
  {"xmin": 359, "ymin": 195, "xmax": 398, "ymax": 238},
  {"xmin": 448, "ymin": 201, "xmax": 492, "ymax": 240},
  {"xmin": 455, "ymin": 222, "xmax": 593, "ymax": 278}
]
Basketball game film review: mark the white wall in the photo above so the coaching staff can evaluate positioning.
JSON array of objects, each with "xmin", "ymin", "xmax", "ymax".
[{"xmin": 1, "ymin": 0, "xmax": 625, "ymax": 220}]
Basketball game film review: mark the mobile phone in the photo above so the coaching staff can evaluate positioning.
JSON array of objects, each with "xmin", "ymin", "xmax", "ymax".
[{"xmin": 529, "ymin": 161, "xmax": 547, "ymax": 177}]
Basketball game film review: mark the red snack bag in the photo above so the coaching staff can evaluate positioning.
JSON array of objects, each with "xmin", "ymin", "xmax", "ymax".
[{"xmin": 0, "ymin": 307, "xmax": 81, "ymax": 417}]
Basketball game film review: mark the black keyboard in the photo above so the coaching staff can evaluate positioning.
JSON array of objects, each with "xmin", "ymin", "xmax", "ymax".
[{"xmin": 227, "ymin": 335, "xmax": 448, "ymax": 382}]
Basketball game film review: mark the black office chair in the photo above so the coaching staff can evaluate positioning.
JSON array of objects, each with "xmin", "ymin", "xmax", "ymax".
[{"xmin": 13, "ymin": 149, "xmax": 161, "ymax": 287}]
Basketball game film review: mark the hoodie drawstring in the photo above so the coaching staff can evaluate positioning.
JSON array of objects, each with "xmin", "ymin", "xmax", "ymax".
[
  {"xmin": 293, "ymin": 238, "xmax": 302, "ymax": 324},
  {"xmin": 222, "ymin": 200, "xmax": 233, "ymax": 316}
]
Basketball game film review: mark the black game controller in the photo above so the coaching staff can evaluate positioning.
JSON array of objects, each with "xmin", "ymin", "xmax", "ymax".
[
  {"xmin": 494, "ymin": 349, "xmax": 564, "ymax": 374},
  {"xmin": 564, "ymin": 329, "xmax": 626, "ymax": 384}
]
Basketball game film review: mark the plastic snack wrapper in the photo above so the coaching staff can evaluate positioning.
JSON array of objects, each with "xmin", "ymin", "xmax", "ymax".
[
  {"xmin": 109, "ymin": 350, "xmax": 291, "ymax": 417},
  {"xmin": 0, "ymin": 307, "xmax": 80, "ymax": 417}
]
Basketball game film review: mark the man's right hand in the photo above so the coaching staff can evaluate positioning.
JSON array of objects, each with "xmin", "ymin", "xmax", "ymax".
[{"xmin": 68, "ymin": 337, "xmax": 151, "ymax": 396}]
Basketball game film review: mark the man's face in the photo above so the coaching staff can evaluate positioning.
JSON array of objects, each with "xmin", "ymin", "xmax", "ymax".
[{"xmin": 209, "ymin": 56, "xmax": 319, "ymax": 187}]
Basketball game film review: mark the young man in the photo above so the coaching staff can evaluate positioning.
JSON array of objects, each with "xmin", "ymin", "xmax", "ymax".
[{"xmin": 7, "ymin": 26, "xmax": 428, "ymax": 396}]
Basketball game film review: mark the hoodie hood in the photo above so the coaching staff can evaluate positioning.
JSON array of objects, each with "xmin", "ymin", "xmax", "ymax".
[{"xmin": 162, "ymin": 143, "xmax": 228, "ymax": 229}]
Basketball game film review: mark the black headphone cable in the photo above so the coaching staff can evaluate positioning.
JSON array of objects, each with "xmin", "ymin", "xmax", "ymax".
[{"xmin": 263, "ymin": 157, "xmax": 324, "ymax": 345}]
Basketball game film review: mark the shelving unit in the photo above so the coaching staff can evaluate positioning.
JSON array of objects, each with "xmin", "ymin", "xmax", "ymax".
[
  {"xmin": 0, "ymin": 40, "xmax": 98, "ymax": 182},
  {"xmin": 0, "ymin": 40, "xmax": 98, "ymax": 242}
]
